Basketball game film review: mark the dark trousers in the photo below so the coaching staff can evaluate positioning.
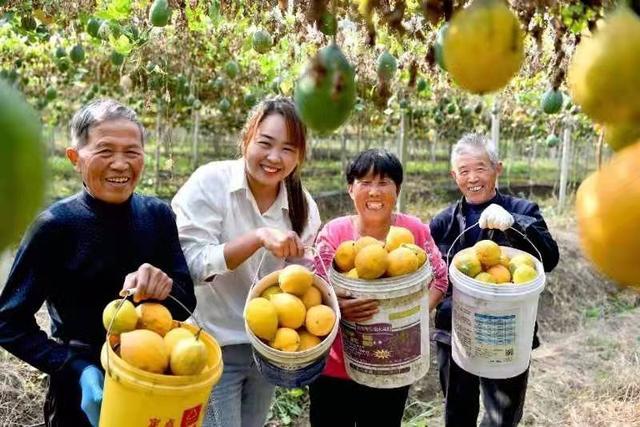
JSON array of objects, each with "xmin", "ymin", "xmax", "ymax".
[
  {"xmin": 44, "ymin": 374, "xmax": 92, "ymax": 427},
  {"xmin": 437, "ymin": 342, "xmax": 529, "ymax": 427},
  {"xmin": 309, "ymin": 375, "xmax": 410, "ymax": 427}
]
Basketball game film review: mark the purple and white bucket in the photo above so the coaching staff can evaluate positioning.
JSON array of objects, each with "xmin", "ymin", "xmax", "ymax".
[{"xmin": 330, "ymin": 263, "xmax": 433, "ymax": 388}]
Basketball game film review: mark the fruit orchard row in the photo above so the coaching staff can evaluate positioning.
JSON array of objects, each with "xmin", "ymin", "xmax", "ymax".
[{"xmin": 0, "ymin": 0, "xmax": 616, "ymax": 136}]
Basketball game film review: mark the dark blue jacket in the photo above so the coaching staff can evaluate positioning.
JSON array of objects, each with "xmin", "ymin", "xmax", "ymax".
[
  {"xmin": 0, "ymin": 190, "xmax": 196, "ymax": 384},
  {"xmin": 429, "ymin": 191, "xmax": 559, "ymax": 348}
]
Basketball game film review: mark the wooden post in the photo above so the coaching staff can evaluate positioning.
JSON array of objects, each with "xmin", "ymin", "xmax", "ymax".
[
  {"xmin": 595, "ymin": 130, "xmax": 604, "ymax": 170},
  {"xmin": 340, "ymin": 130, "xmax": 347, "ymax": 179},
  {"xmin": 154, "ymin": 105, "xmax": 162, "ymax": 195},
  {"xmin": 191, "ymin": 110, "xmax": 200, "ymax": 169},
  {"xmin": 397, "ymin": 112, "xmax": 408, "ymax": 213},
  {"xmin": 558, "ymin": 118, "xmax": 572, "ymax": 211},
  {"xmin": 430, "ymin": 133, "xmax": 437, "ymax": 163},
  {"xmin": 491, "ymin": 98, "xmax": 501, "ymax": 154}
]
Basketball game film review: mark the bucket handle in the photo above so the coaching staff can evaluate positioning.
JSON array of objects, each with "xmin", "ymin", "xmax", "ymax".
[
  {"xmin": 445, "ymin": 221, "xmax": 544, "ymax": 269},
  {"xmin": 245, "ymin": 245, "xmax": 329, "ymax": 296},
  {"xmin": 104, "ymin": 290, "xmax": 203, "ymax": 377}
]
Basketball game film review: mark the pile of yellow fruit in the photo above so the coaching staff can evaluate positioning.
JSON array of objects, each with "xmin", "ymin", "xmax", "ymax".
[
  {"xmin": 245, "ymin": 265, "xmax": 337, "ymax": 352},
  {"xmin": 453, "ymin": 240, "xmax": 538, "ymax": 285},
  {"xmin": 102, "ymin": 300, "xmax": 210, "ymax": 376},
  {"xmin": 333, "ymin": 226, "xmax": 428, "ymax": 280}
]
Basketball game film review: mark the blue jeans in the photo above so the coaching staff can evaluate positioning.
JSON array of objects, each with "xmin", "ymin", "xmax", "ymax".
[{"xmin": 203, "ymin": 344, "xmax": 275, "ymax": 427}]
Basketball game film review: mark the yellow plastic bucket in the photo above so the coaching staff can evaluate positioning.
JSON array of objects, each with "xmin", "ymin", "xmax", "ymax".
[{"xmin": 99, "ymin": 323, "xmax": 223, "ymax": 427}]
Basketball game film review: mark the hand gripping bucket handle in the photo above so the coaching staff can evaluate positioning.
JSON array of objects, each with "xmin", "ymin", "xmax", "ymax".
[
  {"xmin": 245, "ymin": 245, "xmax": 330, "ymax": 297},
  {"xmin": 242, "ymin": 244, "xmax": 333, "ymax": 314},
  {"xmin": 445, "ymin": 221, "xmax": 544, "ymax": 269},
  {"xmin": 242, "ymin": 244, "xmax": 334, "ymax": 325},
  {"xmin": 104, "ymin": 289, "xmax": 205, "ymax": 377}
]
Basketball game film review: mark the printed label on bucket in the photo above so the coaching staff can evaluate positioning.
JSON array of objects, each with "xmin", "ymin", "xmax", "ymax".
[
  {"xmin": 181, "ymin": 404, "xmax": 202, "ymax": 427},
  {"xmin": 454, "ymin": 300, "xmax": 518, "ymax": 363},
  {"xmin": 141, "ymin": 404, "xmax": 201, "ymax": 427},
  {"xmin": 342, "ymin": 321, "xmax": 422, "ymax": 367}
]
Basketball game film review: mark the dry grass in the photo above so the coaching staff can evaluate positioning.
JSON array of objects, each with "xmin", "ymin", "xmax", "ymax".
[
  {"xmin": 535, "ymin": 223, "xmax": 634, "ymax": 336},
  {"xmin": 0, "ymin": 309, "xmax": 49, "ymax": 427},
  {"xmin": 525, "ymin": 310, "xmax": 640, "ymax": 426}
]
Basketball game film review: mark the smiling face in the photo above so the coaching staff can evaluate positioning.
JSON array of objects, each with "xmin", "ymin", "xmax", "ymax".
[
  {"xmin": 451, "ymin": 148, "xmax": 502, "ymax": 204},
  {"xmin": 66, "ymin": 118, "xmax": 144, "ymax": 204},
  {"xmin": 243, "ymin": 113, "xmax": 300, "ymax": 192},
  {"xmin": 348, "ymin": 169, "xmax": 399, "ymax": 225}
]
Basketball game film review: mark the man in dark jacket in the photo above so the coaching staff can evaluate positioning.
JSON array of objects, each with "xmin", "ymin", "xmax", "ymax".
[
  {"xmin": 430, "ymin": 133, "xmax": 559, "ymax": 427},
  {"xmin": 0, "ymin": 99, "xmax": 196, "ymax": 427}
]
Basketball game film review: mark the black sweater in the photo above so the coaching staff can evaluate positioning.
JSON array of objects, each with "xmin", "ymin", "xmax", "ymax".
[{"xmin": 0, "ymin": 190, "xmax": 196, "ymax": 383}]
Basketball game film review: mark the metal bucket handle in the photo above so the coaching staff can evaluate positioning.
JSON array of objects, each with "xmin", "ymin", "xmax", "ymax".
[
  {"xmin": 244, "ymin": 245, "xmax": 329, "ymax": 295},
  {"xmin": 445, "ymin": 221, "xmax": 544, "ymax": 269}
]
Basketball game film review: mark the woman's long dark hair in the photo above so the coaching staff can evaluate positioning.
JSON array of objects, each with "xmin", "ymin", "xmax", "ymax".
[{"xmin": 239, "ymin": 96, "xmax": 309, "ymax": 235}]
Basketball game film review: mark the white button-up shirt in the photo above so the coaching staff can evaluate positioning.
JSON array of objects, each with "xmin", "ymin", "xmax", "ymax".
[{"xmin": 171, "ymin": 159, "xmax": 321, "ymax": 346}]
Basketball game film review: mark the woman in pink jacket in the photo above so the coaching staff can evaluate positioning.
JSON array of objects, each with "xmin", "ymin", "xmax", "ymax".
[{"xmin": 312, "ymin": 148, "xmax": 448, "ymax": 426}]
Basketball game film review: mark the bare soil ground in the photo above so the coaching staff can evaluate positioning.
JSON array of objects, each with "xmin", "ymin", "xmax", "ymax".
[{"xmin": 1, "ymin": 219, "xmax": 639, "ymax": 426}]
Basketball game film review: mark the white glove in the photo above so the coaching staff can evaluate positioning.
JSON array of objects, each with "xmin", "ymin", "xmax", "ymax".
[{"xmin": 479, "ymin": 204, "xmax": 514, "ymax": 231}]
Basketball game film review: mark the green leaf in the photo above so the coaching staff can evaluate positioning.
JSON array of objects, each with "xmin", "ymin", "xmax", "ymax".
[
  {"xmin": 288, "ymin": 388, "xmax": 304, "ymax": 398},
  {"xmin": 186, "ymin": 2, "xmax": 209, "ymax": 33},
  {"xmin": 585, "ymin": 307, "xmax": 601, "ymax": 319},
  {"xmin": 109, "ymin": 34, "xmax": 133, "ymax": 55},
  {"xmin": 96, "ymin": 0, "xmax": 133, "ymax": 21},
  {"xmin": 208, "ymin": 0, "xmax": 221, "ymax": 27}
]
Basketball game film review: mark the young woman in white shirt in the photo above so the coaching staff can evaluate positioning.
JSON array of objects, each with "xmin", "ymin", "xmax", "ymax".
[{"xmin": 172, "ymin": 97, "xmax": 321, "ymax": 427}]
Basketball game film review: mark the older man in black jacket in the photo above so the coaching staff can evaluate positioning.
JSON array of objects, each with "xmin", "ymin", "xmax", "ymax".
[
  {"xmin": 0, "ymin": 99, "xmax": 196, "ymax": 427},
  {"xmin": 430, "ymin": 133, "xmax": 559, "ymax": 427}
]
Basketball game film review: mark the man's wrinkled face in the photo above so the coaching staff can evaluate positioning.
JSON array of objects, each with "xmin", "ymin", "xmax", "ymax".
[
  {"xmin": 66, "ymin": 119, "xmax": 144, "ymax": 204},
  {"xmin": 451, "ymin": 149, "xmax": 502, "ymax": 204}
]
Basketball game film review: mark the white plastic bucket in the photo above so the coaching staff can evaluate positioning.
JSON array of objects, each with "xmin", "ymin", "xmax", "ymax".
[
  {"xmin": 329, "ymin": 263, "xmax": 433, "ymax": 388},
  {"xmin": 244, "ymin": 270, "xmax": 341, "ymax": 388},
  {"xmin": 450, "ymin": 246, "xmax": 546, "ymax": 379}
]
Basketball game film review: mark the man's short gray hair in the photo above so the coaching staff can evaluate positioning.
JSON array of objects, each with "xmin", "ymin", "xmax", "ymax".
[
  {"xmin": 70, "ymin": 99, "xmax": 145, "ymax": 148},
  {"xmin": 450, "ymin": 133, "xmax": 500, "ymax": 169}
]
